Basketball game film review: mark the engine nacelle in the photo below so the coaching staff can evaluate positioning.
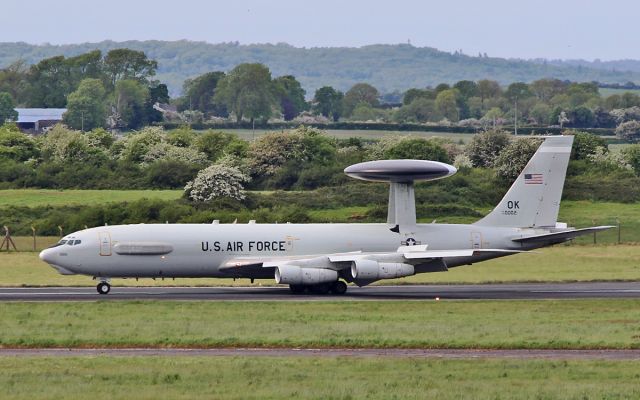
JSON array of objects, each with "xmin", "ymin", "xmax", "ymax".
[
  {"xmin": 275, "ymin": 265, "xmax": 338, "ymax": 285},
  {"xmin": 350, "ymin": 259, "xmax": 414, "ymax": 280}
]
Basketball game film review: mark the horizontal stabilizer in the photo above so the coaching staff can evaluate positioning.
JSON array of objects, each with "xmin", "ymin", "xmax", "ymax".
[{"xmin": 511, "ymin": 226, "xmax": 615, "ymax": 243}]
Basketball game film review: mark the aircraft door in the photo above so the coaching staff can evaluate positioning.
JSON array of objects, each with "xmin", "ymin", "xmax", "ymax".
[
  {"xmin": 99, "ymin": 232, "xmax": 112, "ymax": 256},
  {"xmin": 471, "ymin": 232, "xmax": 482, "ymax": 249}
]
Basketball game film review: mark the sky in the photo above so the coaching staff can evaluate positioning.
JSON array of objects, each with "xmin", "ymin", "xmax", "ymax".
[{"xmin": 3, "ymin": 0, "xmax": 638, "ymax": 60}]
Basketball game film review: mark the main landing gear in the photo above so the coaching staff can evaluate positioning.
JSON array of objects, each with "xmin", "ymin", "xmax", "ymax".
[
  {"xmin": 96, "ymin": 281, "xmax": 111, "ymax": 295},
  {"xmin": 289, "ymin": 280, "xmax": 348, "ymax": 295}
]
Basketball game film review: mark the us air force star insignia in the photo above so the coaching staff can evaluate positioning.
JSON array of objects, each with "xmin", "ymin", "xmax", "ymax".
[{"xmin": 402, "ymin": 238, "xmax": 419, "ymax": 246}]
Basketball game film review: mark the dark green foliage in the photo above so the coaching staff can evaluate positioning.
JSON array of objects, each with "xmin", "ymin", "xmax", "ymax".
[
  {"xmin": 145, "ymin": 160, "xmax": 199, "ymax": 188},
  {"xmin": 313, "ymin": 86, "xmax": 344, "ymax": 121},
  {"xmin": 177, "ymin": 71, "xmax": 226, "ymax": 116},
  {"xmin": 0, "ymin": 92, "xmax": 17, "ymax": 123},
  {"xmin": 214, "ymin": 63, "xmax": 276, "ymax": 123},
  {"xmin": 567, "ymin": 107, "xmax": 595, "ymax": 128},
  {"xmin": 274, "ymin": 75, "xmax": 308, "ymax": 121},
  {"xmin": 0, "ymin": 125, "xmax": 38, "ymax": 161},
  {"xmin": 383, "ymin": 138, "xmax": 450, "ymax": 163},
  {"xmin": 571, "ymin": 131, "xmax": 607, "ymax": 160},
  {"xmin": 103, "ymin": 48, "xmax": 157, "ymax": 88}
]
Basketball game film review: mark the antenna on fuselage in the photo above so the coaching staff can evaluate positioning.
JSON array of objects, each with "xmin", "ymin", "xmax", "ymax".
[{"xmin": 344, "ymin": 160, "xmax": 457, "ymax": 233}]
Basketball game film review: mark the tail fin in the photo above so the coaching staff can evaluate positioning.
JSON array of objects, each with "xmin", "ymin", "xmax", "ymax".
[{"xmin": 474, "ymin": 135, "xmax": 573, "ymax": 228}]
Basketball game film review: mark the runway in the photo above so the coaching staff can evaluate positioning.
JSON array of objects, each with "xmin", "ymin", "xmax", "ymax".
[
  {"xmin": 1, "ymin": 347, "xmax": 639, "ymax": 360},
  {"xmin": 1, "ymin": 282, "xmax": 639, "ymax": 301}
]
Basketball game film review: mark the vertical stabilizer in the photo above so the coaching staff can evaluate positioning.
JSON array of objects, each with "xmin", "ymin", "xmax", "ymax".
[
  {"xmin": 387, "ymin": 182, "xmax": 417, "ymax": 227},
  {"xmin": 474, "ymin": 135, "xmax": 573, "ymax": 228}
]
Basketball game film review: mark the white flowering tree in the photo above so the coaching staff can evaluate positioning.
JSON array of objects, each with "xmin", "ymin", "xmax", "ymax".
[
  {"xmin": 465, "ymin": 130, "xmax": 511, "ymax": 168},
  {"xmin": 616, "ymin": 120, "xmax": 640, "ymax": 142},
  {"xmin": 184, "ymin": 163, "xmax": 250, "ymax": 202},
  {"xmin": 493, "ymin": 138, "xmax": 542, "ymax": 181}
]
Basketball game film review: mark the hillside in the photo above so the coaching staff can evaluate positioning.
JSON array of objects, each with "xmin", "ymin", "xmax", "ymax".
[{"xmin": 1, "ymin": 41, "xmax": 640, "ymax": 95}]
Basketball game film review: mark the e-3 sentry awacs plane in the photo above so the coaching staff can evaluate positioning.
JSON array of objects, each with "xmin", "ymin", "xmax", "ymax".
[{"xmin": 40, "ymin": 135, "xmax": 612, "ymax": 295}]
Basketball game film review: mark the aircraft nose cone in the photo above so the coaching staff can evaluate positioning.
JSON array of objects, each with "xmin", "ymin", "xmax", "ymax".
[{"xmin": 39, "ymin": 248, "xmax": 54, "ymax": 264}]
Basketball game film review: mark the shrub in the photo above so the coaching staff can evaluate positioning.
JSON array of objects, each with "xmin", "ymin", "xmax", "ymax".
[
  {"xmin": 465, "ymin": 130, "xmax": 511, "ymax": 168},
  {"xmin": 185, "ymin": 163, "xmax": 250, "ymax": 202}
]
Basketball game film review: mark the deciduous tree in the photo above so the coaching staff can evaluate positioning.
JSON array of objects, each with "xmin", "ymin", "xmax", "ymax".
[
  {"xmin": 435, "ymin": 89, "xmax": 459, "ymax": 122},
  {"xmin": 64, "ymin": 79, "xmax": 107, "ymax": 130},
  {"xmin": 214, "ymin": 63, "xmax": 275, "ymax": 123},
  {"xmin": 274, "ymin": 75, "xmax": 308, "ymax": 121},
  {"xmin": 343, "ymin": 83, "xmax": 379, "ymax": 116},
  {"xmin": 103, "ymin": 49, "xmax": 157, "ymax": 88},
  {"xmin": 313, "ymin": 86, "xmax": 343, "ymax": 121}
]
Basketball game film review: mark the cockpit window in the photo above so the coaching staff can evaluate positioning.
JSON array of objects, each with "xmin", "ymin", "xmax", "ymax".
[
  {"xmin": 47, "ymin": 239, "xmax": 67, "ymax": 249},
  {"xmin": 73, "ymin": 240, "xmax": 81, "ymax": 245}
]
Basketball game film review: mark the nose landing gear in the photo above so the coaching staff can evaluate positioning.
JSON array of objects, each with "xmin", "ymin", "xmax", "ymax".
[{"xmin": 96, "ymin": 281, "xmax": 111, "ymax": 295}]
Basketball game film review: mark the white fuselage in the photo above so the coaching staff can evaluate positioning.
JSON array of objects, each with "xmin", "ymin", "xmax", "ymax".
[{"xmin": 40, "ymin": 222, "xmax": 545, "ymax": 280}]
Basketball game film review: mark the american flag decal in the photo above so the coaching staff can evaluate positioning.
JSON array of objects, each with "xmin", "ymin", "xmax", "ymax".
[{"xmin": 524, "ymin": 173, "xmax": 543, "ymax": 184}]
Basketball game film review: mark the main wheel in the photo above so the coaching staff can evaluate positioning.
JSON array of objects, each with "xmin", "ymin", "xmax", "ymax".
[
  {"xmin": 289, "ymin": 284, "xmax": 306, "ymax": 294},
  {"xmin": 310, "ymin": 283, "xmax": 331, "ymax": 295},
  {"xmin": 97, "ymin": 282, "xmax": 111, "ymax": 295},
  {"xmin": 330, "ymin": 281, "xmax": 348, "ymax": 295}
]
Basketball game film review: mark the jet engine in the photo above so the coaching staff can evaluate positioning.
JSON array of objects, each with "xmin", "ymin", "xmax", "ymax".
[
  {"xmin": 350, "ymin": 259, "xmax": 414, "ymax": 280},
  {"xmin": 275, "ymin": 265, "xmax": 338, "ymax": 285}
]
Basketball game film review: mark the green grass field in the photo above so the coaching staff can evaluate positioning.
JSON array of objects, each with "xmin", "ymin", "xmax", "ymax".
[
  {"xmin": 1, "ymin": 244, "xmax": 639, "ymax": 287},
  {"xmin": 599, "ymin": 87, "xmax": 640, "ymax": 97},
  {"xmin": 1, "ymin": 300, "xmax": 639, "ymax": 349},
  {"xmin": 0, "ymin": 189, "xmax": 182, "ymax": 208},
  {"xmin": 224, "ymin": 128, "xmax": 474, "ymax": 142},
  {"xmin": 1, "ymin": 356, "xmax": 638, "ymax": 399}
]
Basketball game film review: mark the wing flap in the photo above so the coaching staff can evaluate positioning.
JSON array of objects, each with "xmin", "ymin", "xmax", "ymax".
[{"xmin": 403, "ymin": 248, "xmax": 528, "ymax": 260}]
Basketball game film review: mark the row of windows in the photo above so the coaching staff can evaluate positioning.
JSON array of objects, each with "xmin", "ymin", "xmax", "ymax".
[{"xmin": 59, "ymin": 239, "xmax": 82, "ymax": 246}]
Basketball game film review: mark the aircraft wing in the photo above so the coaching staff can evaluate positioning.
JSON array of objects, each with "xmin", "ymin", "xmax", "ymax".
[
  {"xmin": 219, "ymin": 248, "xmax": 528, "ymax": 277},
  {"xmin": 511, "ymin": 226, "xmax": 615, "ymax": 244}
]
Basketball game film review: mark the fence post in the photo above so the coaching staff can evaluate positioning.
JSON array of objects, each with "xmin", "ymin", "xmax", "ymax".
[
  {"xmin": 592, "ymin": 219, "xmax": 596, "ymax": 245},
  {"xmin": 617, "ymin": 219, "xmax": 621, "ymax": 244},
  {"xmin": 1, "ymin": 226, "xmax": 18, "ymax": 252},
  {"xmin": 58, "ymin": 226, "xmax": 63, "ymax": 238},
  {"xmin": 31, "ymin": 226, "xmax": 36, "ymax": 252}
]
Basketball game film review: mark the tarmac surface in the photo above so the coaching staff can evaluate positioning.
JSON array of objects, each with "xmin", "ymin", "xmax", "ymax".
[
  {"xmin": 1, "ymin": 282, "xmax": 639, "ymax": 301},
  {"xmin": 1, "ymin": 348, "xmax": 639, "ymax": 360}
]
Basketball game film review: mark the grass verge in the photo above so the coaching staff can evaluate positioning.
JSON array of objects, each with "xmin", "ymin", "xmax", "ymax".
[
  {"xmin": 1, "ymin": 356, "xmax": 639, "ymax": 399},
  {"xmin": 1, "ymin": 300, "xmax": 640, "ymax": 349},
  {"xmin": 0, "ymin": 189, "xmax": 182, "ymax": 208}
]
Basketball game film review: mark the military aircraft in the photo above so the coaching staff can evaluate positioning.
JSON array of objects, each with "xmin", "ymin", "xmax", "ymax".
[{"xmin": 40, "ymin": 135, "xmax": 612, "ymax": 295}]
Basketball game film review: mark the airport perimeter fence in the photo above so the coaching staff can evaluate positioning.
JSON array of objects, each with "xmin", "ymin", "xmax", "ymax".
[{"xmin": 0, "ymin": 218, "xmax": 637, "ymax": 253}]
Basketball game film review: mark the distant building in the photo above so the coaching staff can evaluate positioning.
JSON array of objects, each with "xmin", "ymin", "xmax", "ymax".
[{"xmin": 14, "ymin": 108, "xmax": 67, "ymax": 133}]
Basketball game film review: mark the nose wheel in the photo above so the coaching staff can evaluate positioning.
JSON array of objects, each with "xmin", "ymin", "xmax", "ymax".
[{"xmin": 97, "ymin": 282, "xmax": 111, "ymax": 295}]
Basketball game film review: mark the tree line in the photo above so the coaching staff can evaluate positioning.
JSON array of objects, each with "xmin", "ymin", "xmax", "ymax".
[
  {"xmin": 3, "ymin": 41, "xmax": 640, "ymax": 96},
  {"xmin": 2, "ymin": 49, "xmax": 640, "ymax": 141}
]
